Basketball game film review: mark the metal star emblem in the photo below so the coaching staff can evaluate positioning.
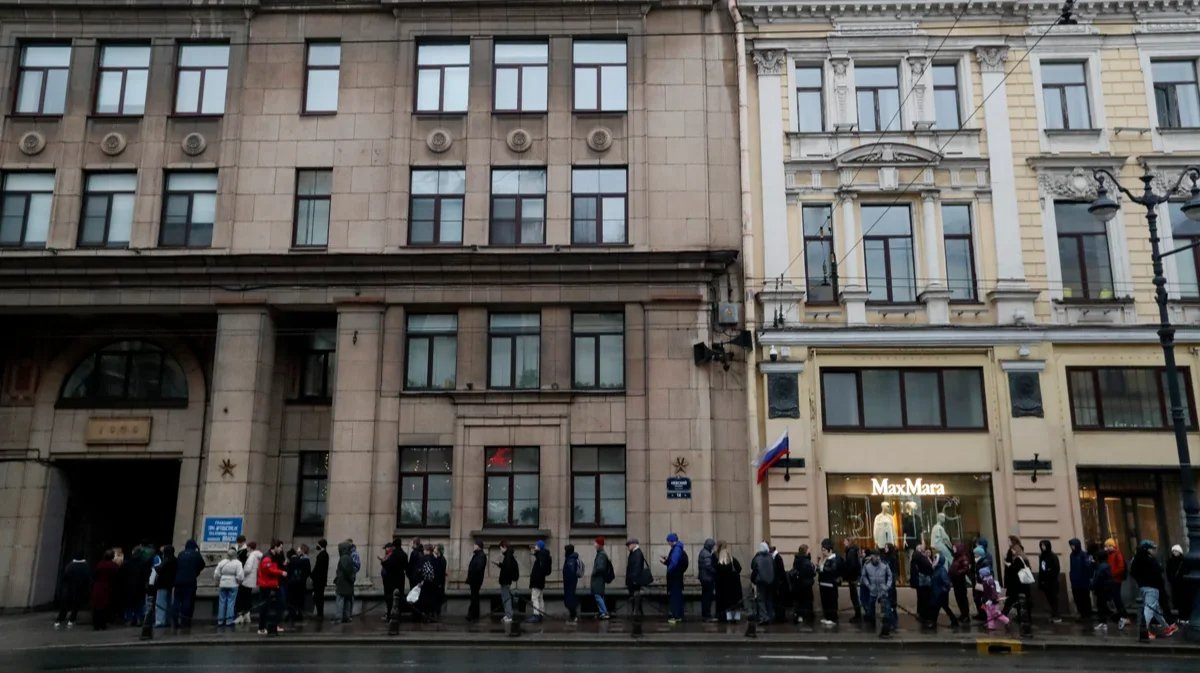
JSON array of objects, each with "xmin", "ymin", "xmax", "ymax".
[
  {"xmin": 672, "ymin": 457, "xmax": 689, "ymax": 475},
  {"xmin": 219, "ymin": 459, "xmax": 236, "ymax": 478}
]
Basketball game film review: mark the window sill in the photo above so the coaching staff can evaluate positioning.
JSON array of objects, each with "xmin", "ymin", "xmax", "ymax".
[
  {"xmin": 569, "ymin": 526, "xmax": 628, "ymax": 537},
  {"xmin": 299, "ymin": 110, "xmax": 338, "ymax": 117},
  {"xmin": 285, "ymin": 397, "xmax": 332, "ymax": 406},
  {"xmin": 55, "ymin": 399, "xmax": 188, "ymax": 410},
  {"xmin": 491, "ymin": 110, "xmax": 548, "ymax": 117},
  {"xmin": 485, "ymin": 243, "xmax": 552, "ymax": 249},
  {"xmin": 470, "ymin": 528, "xmax": 552, "ymax": 541},
  {"xmin": 168, "ymin": 114, "xmax": 225, "ymax": 121},
  {"xmin": 413, "ymin": 110, "xmax": 468, "ymax": 118},
  {"xmin": 8, "ymin": 114, "xmax": 62, "ymax": 121},
  {"xmin": 1043, "ymin": 128, "xmax": 1102, "ymax": 137},
  {"xmin": 394, "ymin": 527, "xmax": 451, "ymax": 538},
  {"xmin": 823, "ymin": 427, "xmax": 989, "ymax": 434},
  {"xmin": 1169, "ymin": 298, "xmax": 1200, "ymax": 305},
  {"xmin": 289, "ymin": 246, "xmax": 330, "ymax": 253},
  {"xmin": 572, "ymin": 110, "xmax": 628, "ymax": 116},
  {"xmin": 404, "ymin": 242, "xmax": 465, "ymax": 249},
  {"xmin": 1053, "ymin": 296, "xmax": 1134, "ymax": 305},
  {"xmin": 1155, "ymin": 127, "xmax": 1200, "ymax": 134},
  {"xmin": 88, "ymin": 114, "xmax": 144, "ymax": 121},
  {"xmin": 1072, "ymin": 426, "xmax": 1196, "ymax": 433}
]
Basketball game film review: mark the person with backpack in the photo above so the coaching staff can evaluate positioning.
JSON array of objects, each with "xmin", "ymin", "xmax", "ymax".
[
  {"xmin": 817, "ymin": 538, "xmax": 842, "ymax": 625},
  {"xmin": 591, "ymin": 537, "xmax": 613, "ymax": 620},
  {"xmin": 496, "ymin": 540, "xmax": 520, "ymax": 623},
  {"xmin": 285, "ymin": 544, "xmax": 311, "ymax": 623},
  {"xmin": 466, "ymin": 540, "xmax": 487, "ymax": 622},
  {"xmin": 334, "ymin": 540, "xmax": 356, "ymax": 623},
  {"xmin": 790, "ymin": 544, "xmax": 816, "ymax": 625},
  {"xmin": 563, "ymin": 544, "xmax": 584, "ymax": 622},
  {"xmin": 843, "ymin": 541, "xmax": 863, "ymax": 623},
  {"xmin": 1130, "ymin": 539, "xmax": 1178, "ymax": 640},
  {"xmin": 173, "ymin": 539, "xmax": 205, "ymax": 628},
  {"xmin": 527, "ymin": 540, "xmax": 551, "ymax": 623},
  {"xmin": 661, "ymin": 532, "xmax": 688, "ymax": 624},
  {"xmin": 751, "ymin": 542, "xmax": 776, "ymax": 625},
  {"xmin": 697, "ymin": 538, "xmax": 716, "ymax": 623},
  {"xmin": 949, "ymin": 543, "xmax": 972, "ymax": 623},
  {"xmin": 625, "ymin": 538, "xmax": 651, "ymax": 618}
]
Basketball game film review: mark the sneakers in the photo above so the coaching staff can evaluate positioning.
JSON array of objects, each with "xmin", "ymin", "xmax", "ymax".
[
  {"xmin": 257, "ymin": 629, "xmax": 267, "ymax": 635},
  {"xmin": 501, "ymin": 616, "xmax": 513, "ymax": 623},
  {"xmin": 820, "ymin": 618, "xmax": 835, "ymax": 626},
  {"xmin": 53, "ymin": 622, "xmax": 62, "ymax": 629},
  {"xmin": 1164, "ymin": 624, "xmax": 1179, "ymax": 637},
  {"xmin": 598, "ymin": 613, "xmax": 611, "ymax": 620},
  {"xmin": 1119, "ymin": 617, "xmax": 1129, "ymax": 631},
  {"xmin": 1094, "ymin": 622, "xmax": 1108, "ymax": 632},
  {"xmin": 667, "ymin": 618, "xmax": 681, "ymax": 625},
  {"xmin": 1051, "ymin": 617, "xmax": 1063, "ymax": 624},
  {"xmin": 67, "ymin": 622, "xmax": 74, "ymax": 628}
]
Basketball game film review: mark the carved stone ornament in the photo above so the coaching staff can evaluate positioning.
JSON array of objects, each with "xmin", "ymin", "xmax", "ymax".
[
  {"xmin": 752, "ymin": 50, "xmax": 785, "ymax": 76},
  {"xmin": 181, "ymin": 132, "xmax": 207, "ymax": 156},
  {"xmin": 18, "ymin": 131, "xmax": 45, "ymax": 156},
  {"xmin": 835, "ymin": 142, "xmax": 941, "ymax": 167},
  {"xmin": 1150, "ymin": 171, "xmax": 1198, "ymax": 198},
  {"xmin": 974, "ymin": 47, "xmax": 1009, "ymax": 74},
  {"xmin": 426, "ymin": 128, "xmax": 452, "ymax": 153},
  {"xmin": 1037, "ymin": 167, "xmax": 1099, "ymax": 201},
  {"xmin": 830, "ymin": 57, "xmax": 849, "ymax": 78},
  {"xmin": 586, "ymin": 127, "xmax": 613, "ymax": 152},
  {"xmin": 506, "ymin": 128, "xmax": 532, "ymax": 153},
  {"xmin": 100, "ymin": 132, "xmax": 127, "ymax": 156}
]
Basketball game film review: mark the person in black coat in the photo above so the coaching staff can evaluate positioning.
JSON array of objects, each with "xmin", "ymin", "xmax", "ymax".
[
  {"xmin": 527, "ymin": 540, "xmax": 551, "ymax": 623},
  {"xmin": 310, "ymin": 539, "xmax": 329, "ymax": 620},
  {"xmin": 625, "ymin": 538, "xmax": 650, "ymax": 618},
  {"xmin": 379, "ymin": 542, "xmax": 404, "ymax": 622},
  {"xmin": 55, "ymin": 552, "xmax": 90, "ymax": 628},
  {"xmin": 433, "ymin": 544, "xmax": 448, "ymax": 618},
  {"xmin": 791, "ymin": 544, "xmax": 816, "ymax": 624},
  {"xmin": 466, "ymin": 540, "xmax": 487, "ymax": 621},
  {"xmin": 1037, "ymin": 540, "xmax": 1062, "ymax": 623},
  {"xmin": 714, "ymin": 541, "xmax": 743, "ymax": 622},
  {"xmin": 816, "ymin": 539, "xmax": 842, "ymax": 624},
  {"xmin": 770, "ymin": 545, "xmax": 789, "ymax": 623},
  {"xmin": 286, "ymin": 544, "xmax": 312, "ymax": 622},
  {"xmin": 843, "ymin": 542, "xmax": 863, "ymax": 622},
  {"xmin": 173, "ymin": 539, "xmax": 205, "ymax": 628}
]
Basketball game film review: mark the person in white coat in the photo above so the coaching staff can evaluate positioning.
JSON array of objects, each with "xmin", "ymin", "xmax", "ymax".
[
  {"xmin": 213, "ymin": 548, "xmax": 245, "ymax": 627},
  {"xmin": 238, "ymin": 542, "xmax": 263, "ymax": 624}
]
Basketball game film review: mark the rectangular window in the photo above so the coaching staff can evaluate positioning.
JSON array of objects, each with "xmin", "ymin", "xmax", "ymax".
[
  {"xmin": 485, "ymin": 446, "xmax": 539, "ymax": 527},
  {"xmin": 94, "ymin": 44, "xmax": 150, "ymax": 116},
  {"xmin": 862, "ymin": 204, "xmax": 916, "ymax": 303},
  {"xmin": 855, "ymin": 66, "xmax": 900, "ymax": 132},
  {"xmin": 398, "ymin": 447, "xmax": 452, "ymax": 528},
  {"xmin": 932, "ymin": 63, "xmax": 961, "ymax": 129},
  {"xmin": 409, "ymin": 168, "xmax": 465, "ymax": 245},
  {"xmin": 1170, "ymin": 201, "xmax": 1200, "ymax": 299},
  {"xmin": 304, "ymin": 42, "xmax": 341, "ymax": 114},
  {"xmin": 293, "ymin": 169, "xmax": 332, "ymax": 248},
  {"xmin": 490, "ymin": 168, "xmax": 546, "ymax": 245},
  {"xmin": 942, "ymin": 204, "xmax": 977, "ymax": 301},
  {"xmin": 295, "ymin": 451, "xmax": 329, "ymax": 536},
  {"xmin": 298, "ymin": 330, "xmax": 336, "ymax": 402},
  {"xmin": 489, "ymin": 313, "xmax": 540, "ymax": 389},
  {"xmin": 1153, "ymin": 60, "xmax": 1200, "ymax": 129},
  {"xmin": 821, "ymin": 368, "xmax": 986, "ymax": 430},
  {"xmin": 795, "ymin": 66, "xmax": 824, "ymax": 133},
  {"xmin": 405, "ymin": 314, "xmax": 457, "ymax": 390},
  {"xmin": 79, "ymin": 173, "xmax": 137, "ymax": 248},
  {"xmin": 15, "ymin": 44, "xmax": 70, "ymax": 115},
  {"xmin": 573, "ymin": 312, "xmax": 624, "ymax": 390},
  {"xmin": 416, "ymin": 42, "xmax": 469, "ymax": 113},
  {"xmin": 803, "ymin": 204, "xmax": 836, "ymax": 303},
  {"xmin": 571, "ymin": 446, "xmax": 626, "ymax": 527},
  {"xmin": 572, "ymin": 167, "xmax": 627, "ymax": 244},
  {"xmin": 1041, "ymin": 61, "xmax": 1091, "ymax": 130},
  {"xmin": 494, "ymin": 41, "xmax": 548, "ymax": 112},
  {"xmin": 1067, "ymin": 367, "xmax": 1196, "ymax": 430},
  {"xmin": 0, "ymin": 173, "xmax": 55, "ymax": 248},
  {"xmin": 573, "ymin": 40, "xmax": 627, "ymax": 112},
  {"xmin": 174, "ymin": 43, "xmax": 229, "ymax": 115},
  {"xmin": 1055, "ymin": 201, "xmax": 1114, "ymax": 300},
  {"xmin": 160, "ymin": 172, "xmax": 217, "ymax": 247}
]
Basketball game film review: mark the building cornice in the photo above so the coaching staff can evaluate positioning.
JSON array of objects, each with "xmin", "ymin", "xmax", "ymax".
[
  {"xmin": 741, "ymin": 0, "xmax": 1200, "ymax": 19},
  {"xmin": 758, "ymin": 325, "xmax": 1200, "ymax": 346}
]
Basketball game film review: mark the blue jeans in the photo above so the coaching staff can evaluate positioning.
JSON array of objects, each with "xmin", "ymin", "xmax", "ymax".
[
  {"xmin": 701, "ymin": 580, "xmax": 715, "ymax": 619},
  {"xmin": 154, "ymin": 588, "xmax": 172, "ymax": 627},
  {"xmin": 1141, "ymin": 587, "xmax": 1167, "ymax": 631},
  {"xmin": 217, "ymin": 587, "xmax": 237, "ymax": 625},
  {"xmin": 593, "ymin": 594, "xmax": 609, "ymax": 616},
  {"xmin": 668, "ymin": 578, "xmax": 684, "ymax": 619}
]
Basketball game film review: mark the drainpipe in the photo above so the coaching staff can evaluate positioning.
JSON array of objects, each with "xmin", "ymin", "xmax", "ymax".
[{"xmin": 727, "ymin": 0, "xmax": 764, "ymax": 550}]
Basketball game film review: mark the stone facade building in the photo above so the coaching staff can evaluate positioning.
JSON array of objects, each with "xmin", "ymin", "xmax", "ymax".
[{"xmin": 0, "ymin": 0, "xmax": 748, "ymax": 609}]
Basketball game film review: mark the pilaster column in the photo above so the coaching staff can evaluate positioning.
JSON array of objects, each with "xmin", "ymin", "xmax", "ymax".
[
  {"xmin": 837, "ymin": 190, "xmax": 869, "ymax": 325},
  {"xmin": 919, "ymin": 190, "xmax": 951, "ymax": 325},
  {"xmin": 907, "ymin": 55, "xmax": 931, "ymax": 128},
  {"xmin": 754, "ymin": 49, "xmax": 791, "ymax": 282},
  {"xmin": 829, "ymin": 56, "xmax": 853, "ymax": 127}
]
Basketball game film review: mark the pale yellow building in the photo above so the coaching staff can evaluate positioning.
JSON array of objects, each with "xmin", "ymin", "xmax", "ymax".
[{"xmin": 739, "ymin": 0, "xmax": 1200, "ymax": 596}]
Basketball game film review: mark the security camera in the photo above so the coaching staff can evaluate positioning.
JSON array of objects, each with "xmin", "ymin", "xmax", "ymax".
[{"xmin": 768, "ymin": 345, "xmax": 779, "ymax": 362}]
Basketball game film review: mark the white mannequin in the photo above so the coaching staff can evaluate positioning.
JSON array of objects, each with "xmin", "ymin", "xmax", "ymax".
[
  {"xmin": 874, "ymin": 501, "xmax": 897, "ymax": 548},
  {"xmin": 931, "ymin": 512, "xmax": 953, "ymax": 561}
]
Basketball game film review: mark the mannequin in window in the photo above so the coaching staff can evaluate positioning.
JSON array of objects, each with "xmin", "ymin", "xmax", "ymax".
[
  {"xmin": 874, "ymin": 502, "xmax": 897, "ymax": 549},
  {"xmin": 901, "ymin": 501, "xmax": 921, "ymax": 551},
  {"xmin": 931, "ymin": 512, "xmax": 954, "ymax": 562}
]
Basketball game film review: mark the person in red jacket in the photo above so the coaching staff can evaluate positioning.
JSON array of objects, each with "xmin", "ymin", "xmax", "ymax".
[
  {"xmin": 257, "ymin": 541, "xmax": 288, "ymax": 636},
  {"xmin": 1104, "ymin": 538, "xmax": 1130, "ymax": 628}
]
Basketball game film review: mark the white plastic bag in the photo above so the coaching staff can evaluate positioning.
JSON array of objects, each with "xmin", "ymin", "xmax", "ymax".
[{"xmin": 406, "ymin": 584, "xmax": 422, "ymax": 604}]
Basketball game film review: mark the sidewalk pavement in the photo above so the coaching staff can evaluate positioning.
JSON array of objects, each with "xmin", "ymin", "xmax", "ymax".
[{"xmin": 2, "ymin": 609, "xmax": 1197, "ymax": 654}]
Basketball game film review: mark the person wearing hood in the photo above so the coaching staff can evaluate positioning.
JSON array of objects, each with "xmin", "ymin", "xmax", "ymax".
[
  {"xmin": 861, "ymin": 548, "xmax": 895, "ymax": 636},
  {"xmin": 698, "ymin": 538, "xmax": 716, "ymax": 622},
  {"xmin": 750, "ymin": 542, "xmax": 776, "ymax": 625},
  {"xmin": 1001, "ymin": 536, "xmax": 1033, "ymax": 625},
  {"xmin": 238, "ymin": 541, "xmax": 263, "ymax": 624},
  {"xmin": 122, "ymin": 540, "xmax": 152, "ymax": 626},
  {"xmin": 1130, "ymin": 540, "xmax": 1177, "ymax": 639},
  {"xmin": 173, "ymin": 539, "xmax": 205, "ymax": 628},
  {"xmin": 433, "ymin": 544, "xmax": 448, "ymax": 619},
  {"xmin": 286, "ymin": 544, "xmax": 311, "ymax": 623},
  {"xmin": 91, "ymin": 549, "xmax": 120, "ymax": 630},
  {"xmin": 527, "ymin": 540, "xmax": 551, "ymax": 623},
  {"xmin": 496, "ymin": 540, "xmax": 520, "ymax": 623},
  {"xmin": 661, "ymin": 533, "xmax": 687, "ymax": 624},
  {"xmin": 979, "ymin": 566, "xmax": 1008, "ymax": 630},
  {"xmin": 625, "ymin": 538, "xmax": 650, "ymax": 618},
  {"xmin": 949, "ymin": 543, "xmax": 971, "ymax": 623},
  {"xmin": 1067, "ymin": 538, "xmax": 1093, "ymax": 621},
  {"xmin": 54, "ymin": 551, "xmax": 90, "ymax": 629},
  {"xmin": 1091, "ymin": 547, "xmax": 1114, "ymax": 630},
  {"xmin": 590, "ymin": 537, "xmax": 612, "ymax": 620},
  {"xmin": 1104, "ymin": 538, "xmax": 1130, "ymax": 628},
  {"xmin": 214, "ymin": 547, "xmax": 245, "ymax": 627},
  {"xmin": 1036, "ymin": 540, "xmax": 1062, "ymax": 623},
  {"xmin": 466, "ymin": 540, "xmax": 487, "ymax": 622},
  {"xmin": 152, "ymin": 545, "xmax": 176, "ymax": 628},
  {"xmin": 791, "ymin": 544, "xmax": 816, "ymax": 624},
  {"xmin": 715, "ymin": 541, "xmax": 744, "ymax": 622},
  {"xmin": 817, "ymin": 538, "xmax": 842, "ymax": 625},
  {"xmin": 379, "ymin": 541, "xmax": 403, "ymax": 623},
  {"xmin": 931, "ymin": 550, "xmax": 956, "ymax": 628},
  {"xmin": 970, "ymin": 541, "xmax": 992, "ymax": 621},
  {"xmin": 770, "ymin": 545, "xmax": 789, "ymax": 623},
  {"xmin": 1166, "ymin": 544, "xmax": 1190, "ymax": 626},
  {"xmin": 910, "ymin": 544, "xmax": 934, "ymax": 628},
  {"xmin": 414, "ymin": 544, "xmax": 437, "ymax": 620},
  {"xmin": 562, "ymin": 544, "xmax": 583, "ymax": 622},
  {"xmin": 311, "ymin": 539, "xmax": 329, "ymax": 621},
  {"xmin": 843, "ymin": 542, "xmax": 863, "ymax": 623},
  {"xmin": 334, "ymin": 540, "xmax": 356, "ymax": 623}
]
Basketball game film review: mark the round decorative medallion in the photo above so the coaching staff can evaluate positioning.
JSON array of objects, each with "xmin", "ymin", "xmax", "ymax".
[
  {"xmin": 100, "ymin": 132, "xmax": 127, "ymax": 157},
  {"xmin": 506, "ymin": 128, "xmax": 532, "ymax": 153},
  {"xmin": 18, "ymin": 131, "xmax": 45, "ymax": 156},
  {"xmin": 426, "ymin": 128, "xmax": 452, "ymax": 153},
  {"xmin": 181, "ymin": 132, "xmax": 207, "ymax": 156},
  {"xmin": 586, "ymin": 127, "xmax": 613, "ymax": 152}
]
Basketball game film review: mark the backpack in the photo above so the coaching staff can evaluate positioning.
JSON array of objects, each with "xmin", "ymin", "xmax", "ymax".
[
  {"xmin": 678, "ymin": 548, "xmax": 690, "ymax": 574},
  {"xmin": 603, "ymin": 559, "xmax": 616, "ymax": 584},
  {"xmin": 641, "ymin": 555, "xmax": 655, "ymax": 586}
]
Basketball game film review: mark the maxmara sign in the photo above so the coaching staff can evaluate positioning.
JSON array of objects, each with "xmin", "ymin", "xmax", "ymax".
[{"xmin": 871, "ymin": 478, "xmax": 946, "ymax": 497}]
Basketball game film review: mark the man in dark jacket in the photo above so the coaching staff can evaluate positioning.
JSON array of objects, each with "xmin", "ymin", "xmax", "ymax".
[
  {"xmin": 55, "ymin": 552, "xmax": 90, "ymax": 628},
  {"xmin": 334, "ymin": 540, "xmax": 356, "ymax": 623},
  {"xmin": 311, "ymin": 539, "xmax": 329, "ymax": 621},
  {"xmin": 1067, "ymin": 538, "xmax": 1092, "ymax": 621},
  {"xmin": 661, "ymin": 532, "xmax": 686, "ymax": 623},
  {"xmin": 817, "ymin": 538, "xmax": 842, "ymax": 625},
  {"xmin": 698, "ymin": 538, "xmax": 716, "ymax": 622},
  {"xmin": 173, "ymin": 540, "xmax": 205, "ymax": 627},
  {"xmin": 770, "ymin": 545, "xmax": 789, "ymax": 623},
  {"xmin": 1130, "ymin": 540, "xmax": 1177, "ymax": 639},
  {"xmin": 791, "ymin": 545, "xmax": 816, "ymax": 624},
  {"xmin": 625, "ymin": 538, "xmax": 649, "ymax": 618},
  {"xmin": 1092, "ymin": 548, "xmax": 1114, "ymax": 630},
  {"xmin": 495, "ymin": 540, "xmax": 519, "ymax": 623},
  {"xmin": 1166, "ymin": 544, "xmax": 1190, "ymax": 626},
  {"xmin": 751, "ymin": 542, "xmax": 775, "ymax": 625},
  {"xmin": 407, "ymin": 537, "xmax": 423, "ymax": 603},
  {"xmin": 286, "ymin": 545, "xmax": 312, "ymax": 623},
  {"xmin": 526, "ymin": 540, "xmax": 551, "ymax": 623},
  {"xmin": 379, "ymin": 542, "xmax": 406, "ymax": 622},
  {"xmin": 843, "ymin": 542, "xmax": 863, "ymax": 623},
  {"xmin": 1036, "ymin": 539, "xmax": 1062, "ymax": 623},
  {"xmin": 910, "ymin": 544, "xmax": 934, "ymax": 627},
  {"xmin": 466, "ymin": 540, "xmax": 487, "ymax": 621}
]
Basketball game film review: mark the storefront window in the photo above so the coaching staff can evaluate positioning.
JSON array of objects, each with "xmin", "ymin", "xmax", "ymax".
[
  {"xmin": 1078, "ymin": 469, "xmax": 1197, "ymax": 557},
  {"xmin": 827, "ymin": 474, "xmax": 997, "ymax": 584}
]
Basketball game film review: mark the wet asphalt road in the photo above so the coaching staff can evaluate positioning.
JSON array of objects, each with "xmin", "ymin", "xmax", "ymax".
[{"xmin": 8, "ymin": 645, "xmax": 1199, "ymax": 672}]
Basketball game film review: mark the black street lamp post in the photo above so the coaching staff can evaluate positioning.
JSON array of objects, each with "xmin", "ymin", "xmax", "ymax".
[{"xmin": 1089, "ymin": 166, "xmax": 1200, "ymax": 639}]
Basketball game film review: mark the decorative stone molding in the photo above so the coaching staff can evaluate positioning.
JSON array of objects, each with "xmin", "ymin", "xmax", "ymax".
[
  {"xmin": 426, "ymin": 128, "xmax": 452, "ymax": 153},
  {"xmin": 1027, "ymin": 22, "xmax": 1097, "ymax": 36},
  {"xmin": 1037, "ymin": 167, "xmax": 1098, "ymax": 200},
  {"xmin": 834, "ymin": 142, "xmax": 941, "ymax": 167},
  {"xmin": 752, "ymin": 50, "xmax": 785, "ymax": 76},
  {"xmin": 506, "ymin": 128, "xmax": 532, "ymax": 153},
  {"xmin": 100, "ymin": 132, "xmax": 127, "ymax": 156},
  {"xmin": 974, "ymin": 47, "xmax": 1008, "ymax": 73},
  {"xmin": 18, "ymin": 131, "xmax": 45, "ymax": 156},
  {"xmin": 1134, "ymin": 20, "xmax": 1200, "ymax": 33},
  {"xmin": 1150, "ymin": 171, "xmax": 1197, "ymax": 198},
  {"xmin": 181, "ymin": 132, "xmax": 207, "ymax": 156},
  {"xmin": 586, "ymin": 127, "xmax": 613, "ymax": 152},
  {"xmin": 908, "ymin": 55, "xmax": 928, "ymax": 120}
]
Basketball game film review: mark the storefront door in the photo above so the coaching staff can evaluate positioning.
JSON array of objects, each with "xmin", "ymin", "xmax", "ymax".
[{"xmin": 1101, "ymin": 495, "xmax": 1163, "ymax": 558}]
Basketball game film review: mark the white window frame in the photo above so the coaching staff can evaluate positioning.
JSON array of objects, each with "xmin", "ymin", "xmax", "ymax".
[
  {"xmin": 1029, "ymin": 51, "xmax": 1109, "ymax": 153},
  {"xmin": 1139, "ymin": 45, "xmax": 1200, "ymax": 153},
  {"xmin": 1038, "ymin": 188, "xmax": 1132, "ymax": 303}
]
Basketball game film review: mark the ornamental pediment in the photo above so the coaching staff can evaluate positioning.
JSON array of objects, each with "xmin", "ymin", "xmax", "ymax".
[{"xmin": 833, "ymin": 142, "xmax": 941, "ymax": 168}]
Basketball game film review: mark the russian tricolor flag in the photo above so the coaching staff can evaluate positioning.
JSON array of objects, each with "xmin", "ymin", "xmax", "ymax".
[{"xmin": 752, "ymin": 431, "xmax": 789, "ymax": 484}]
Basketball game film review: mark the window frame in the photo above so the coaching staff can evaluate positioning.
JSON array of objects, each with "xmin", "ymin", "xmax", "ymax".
[
  {"xmin": 158, "ymin": 170, "xmax": 217, "ymax": 248},
  {"xmin": 78, "ymin": 171, "xmax": 137, "ymax": 249},
  {"xmin": 407, "ymin": 168, "xmax": 465, "ymax": 246},
  {"xmin": 487, "ymin": 312, "xmax": 541, "ymax": 390},
  {"xmin": 292, "ymin": 168, "xmax": 333, "ymax": 249},
  {"xmin": 1054, "ymin": 200, "xmax": 1115, "ymax": 301},
  {"xmin": 941, "ymin": 202, "xmax": 979, "ymax": 303},
  {"xmin": 572, "ymin": 38, "xmax": 628, "ymax": 113},
  {"xmin": 571, "ymin": 311, "xmax": 625, "ymax": 390},
  {"xmin": 414, "ymin": 40, "xmax": 470, "ymax": 114},
  {"xmin": 802, "ymin": 204, "xmax": 837, "ymax": 305},
  {"xmin": 932, "ymin": 62, "xmax": 962, "ymax": 130},
  {"xmin": 1169, "ymin": 200, "xmax": 1200, "ymax": 299},
  {"xmin": 1151, "ymin": 59, "xmax": 1200, "ymax": 130},
  {"xmin": 404, "ymin": 313, "xmax": 458, "ymax": 391},
  {"xmin": 1041, "ymin": 61, "xmax": 1092, "ymax": 130},
  {"xmin": 489, "ymin": 167, "xmax": 547, "ymax": 246},
  {"xmin": 1066, "ymin": 366, "xmax": 1198, "ymax": 431},
  {"xmin": 861, "ymin": 203, "xmax": 917, "ymax": 304},
  {"xmin": 570, "ymin": 166, "xmax": 628, "ymax": 245},
  {"xmin": 172, "ymin": 41, "xmax": 230, "ymax": 117},
  {"xmin": 855, "ymin": 65, "xmax": 901, "ymax": 132},
  {"xmin": 296, "ymin": 330, "xmax": 336, "ymax": 403},
  {"xmin": 794, "ymin": 65, "xmax": 825, "ymax": 133},
  {"xmin": 302, "ymin": 40, "xmax": 341, "ymax": 115},
  {"xmin": 294, "ymin": 451, "xmax": 329, "ymax": 536},
  {"xmin": 13, "ymin": 42, "xmax": 71, "ymax": 117},
  {"xmin": 492, "ymin": 40, "xmax": 549, "ymax": 113},
  {"xmin": 397, "ymin": 446, "xmax": 453, "ymax": 529},
  {"xmin": 570, "ymin": 445, "xmax": 626, "ymax": 528},
  {"xmin": 484, "ymin": 446, "xmax": 540, "ymax": 528},
  {"xmin": 820, "ymin": 367, "xmax": 988, "ymax": 432},
  {"xmin": 56, "ymin": 340, "xmax": 188, "ymax": 409},
  {"xmin": 0, "ymin": 171, "xmax": 55, "ymax": 249},
  {"xmin": 92, "ymin": 42, "xmax": 151, "ymax": 117}
]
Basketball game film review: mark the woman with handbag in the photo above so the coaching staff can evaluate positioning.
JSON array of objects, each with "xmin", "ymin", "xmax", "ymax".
[{"xmin": 1001, "ymin": 536, "xmax": 1034, "ymax": 624}]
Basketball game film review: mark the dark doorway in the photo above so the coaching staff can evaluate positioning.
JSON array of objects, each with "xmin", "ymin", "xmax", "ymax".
[{"xmin": 57, "ymin": 459, "xmax": 180, "ymax": 568}]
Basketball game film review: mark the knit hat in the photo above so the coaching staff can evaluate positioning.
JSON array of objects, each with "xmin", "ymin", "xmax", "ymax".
[
  {"xmin": 980, "ymin": 567, "xmax": 992, "ymax": 579},
  {"xmin": 1172, "ymin": 545, "xmax": 1184, "ymax": 555},
  {"xmin": 536, "ymin": 540, "xmax": 546, "ymax": 550},
  {"xmin": 973, "ymin": 545, "xmax": 985, "ymax": 558},
  {"xmin": 666, "ymin": 532, "xmax": 679, "ymax": 543},
  {"xmin": 758, "ymin": 542, "xmax": 770, "ymax": 554},
  {"xmin": 1140, "ymin": 539, "xmax": 1156, "ymax": 550},
  {"xmin": 820, "ymin": 538, "xmax": 834, "ymax": 551},
  {"xmin": 474, "ymin": 539, "xmax": 484, "ymax": 549},
  {"xmin": 595, "ymin": 536, "xmax": 606, "ymax": 547},
  {"xmin": 1104, "ymin": 538, "xmax": 1117, "ymax": 548}
]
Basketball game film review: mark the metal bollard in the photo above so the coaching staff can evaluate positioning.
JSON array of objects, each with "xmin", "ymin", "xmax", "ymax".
[
  {"xmin": 139, "ymin": 592, "xmax": 155, "ymax": 641},
  {"xmin": 388, "ymin": 589, "xmax": 401, "ymax": 636}
]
